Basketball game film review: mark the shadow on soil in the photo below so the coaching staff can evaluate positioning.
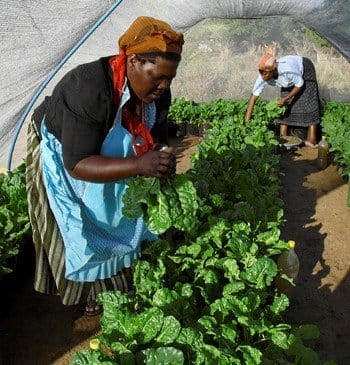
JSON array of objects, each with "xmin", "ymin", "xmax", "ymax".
[
  {"xmin": 0, "ymin": 241, "xmax": 100, "ymax": 365},
  {"xmin": 278, "ymin": 148, "xmax": 350, "ymax": 365}
]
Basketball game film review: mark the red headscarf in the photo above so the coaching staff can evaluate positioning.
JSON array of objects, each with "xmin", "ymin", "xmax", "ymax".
[{"xmin": 108, "ymin": 16, "xmax": 184, "ymax": 156}]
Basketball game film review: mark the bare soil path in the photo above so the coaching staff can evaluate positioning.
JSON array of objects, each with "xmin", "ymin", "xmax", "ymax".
[{"xmin": 0, "ymin": 136, "xmax": 349, "ymax": 365}]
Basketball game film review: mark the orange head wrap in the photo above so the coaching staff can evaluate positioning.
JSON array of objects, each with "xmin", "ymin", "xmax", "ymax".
[
  {"xmin": 118, "ymin": 16, "xmax": 184, "ymax": 55},
  {"xmin": 258, "ymin": 43, "xmax": 277, "ymax": 71},
  {"xmin": 109, "ymin": 16, "xmax": 184, "ymax": 105}
]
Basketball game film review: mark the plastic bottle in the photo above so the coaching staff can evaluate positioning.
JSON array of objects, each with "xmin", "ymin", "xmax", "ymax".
[
  {"xmin": 275, "ymin": 240, "xmax": 300, "ymax": 295},
  {"xmin": 317, "ymin": 135, "xmax": 329, "ymax": 170}
]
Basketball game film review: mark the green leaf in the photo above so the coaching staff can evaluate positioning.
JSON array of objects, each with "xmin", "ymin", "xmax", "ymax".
[
  {"xmin": 237, "ymin": 345, "xmax": 262, "ymax": 364},
  {"xmin": 241, "ymin": 257, "xmax": 277, "ymax": 288},
  {"xmin": 222, "ymin": 281, "xmax": 245, "ymax": 296},
  {"xmin": 142, "ymin": 346, "xmax": 184, "ymax": 365},
  {"xmin": 269, "ymin": 294, "xmax": 289, "ymax": 314},
  {"xmin": 293, "ymin": 324, "xmax": 320, "ymax": 340},
  {"xmin": 138, "ymin": 308, "xmax": 165, "ymax": 343},
  {"xmin": 152, "ymin": 288, "xmax": 179, "ymax": 307},
  {"xmin": 156, "ymin": 316, "xmax": 182, "ymax": 344},
  {"xmin": 271, "ymin": 330, "xmax": 289, "ymax": 349},
  {"xmin": 176, "ymin": 327, "xmax": 203, "ymax": 347}
]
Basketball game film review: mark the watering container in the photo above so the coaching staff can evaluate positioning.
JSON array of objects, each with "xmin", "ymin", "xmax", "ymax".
[
  {"xmin": 276, "ymin": 240, "xmax": 300, "ymax": 295},
  {"xmin": 317, "ymin": 135, "xmax": 329, "ymax": 170}
]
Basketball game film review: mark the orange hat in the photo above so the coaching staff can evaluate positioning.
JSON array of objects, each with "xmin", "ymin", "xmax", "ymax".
[
  {"xmin": 118, "ymin": 16, "xmax": 184, "ymax": 55},
  {"xmin": 258, "ymin": 44, "xmax": 277, "ymax": 71}
]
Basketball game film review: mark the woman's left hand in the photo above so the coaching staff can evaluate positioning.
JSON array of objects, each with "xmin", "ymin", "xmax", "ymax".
[{"xmin": 277, "ymin": 97, "xmax": 288, "ymax": 107}]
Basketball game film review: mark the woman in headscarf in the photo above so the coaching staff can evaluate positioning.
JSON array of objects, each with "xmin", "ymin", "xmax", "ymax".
[
  {"xmin": 245, "ymin": 44, "xmax": 321, "ymax": 147},
  {"xmin": 26, "ymin": 16, "xmax": 184, "ymax": 315}
]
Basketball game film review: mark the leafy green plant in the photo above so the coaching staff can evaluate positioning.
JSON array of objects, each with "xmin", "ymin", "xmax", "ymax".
[
  {"xmin": 167, "ymin": 98, "xmax": 199, "ymax": 125},
  {"xmin": 321, "ymin": 101, "xmax": 350, "ymax": 177},
  {"xmin": 123, "ymin": 174, "xmax": 199, "ymax": 234},
  {"xmin": 0, "ymin": 162, "xmax": 30, "ymax": 277},
  {"xmin": 71, "ymin": 99, "xmax": 336, "ymax": 365}
]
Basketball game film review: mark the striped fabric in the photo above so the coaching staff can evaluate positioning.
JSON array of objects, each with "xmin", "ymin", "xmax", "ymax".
[
  {"xmin": 279, "ymin": 57, "xmax": 321, "ymax": 127},
  {"xmin": 25, "ymin": 121, "xmax": 131, "ymax": 305}
]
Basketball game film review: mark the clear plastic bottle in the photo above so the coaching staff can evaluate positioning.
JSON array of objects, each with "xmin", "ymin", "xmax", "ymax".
[
  {"xmin": 317, "ymin": 135, "xmax": 329, "ymax": 170},
  {"xmin": 275, "ymin": 240, "xmax": 300, "ymax": 295}
]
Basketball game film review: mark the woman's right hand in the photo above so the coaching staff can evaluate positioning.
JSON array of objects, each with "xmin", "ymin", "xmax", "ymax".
[{"xmin": 135, "ymin": 147, "xmax": 176, "ymax": 178}]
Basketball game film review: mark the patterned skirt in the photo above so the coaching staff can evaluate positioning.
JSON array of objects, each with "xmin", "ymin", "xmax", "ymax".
[
  {"xmin": 279, "ymin": 57, "xmax": 321, "ymax": 127},
  {"xmin": 25, "ymin": 121, "xmax": 132, "ymax": 305}
]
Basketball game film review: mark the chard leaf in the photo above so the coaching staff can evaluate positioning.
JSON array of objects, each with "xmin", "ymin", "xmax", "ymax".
[
  {"xmin": 222, "ymin": 281, "xmax": 245, "ymax": 296},
  {"xmin": 146, "ymin": 190, "xmax": 172, "ymax": 234},
  {"xmin": 220, "ymin": 324, "xmax": 238, "ymax": 345},
  {"xmin": 122, "ymin": 177, "xmax": 160, "ymax": 218},
  {"xmin": 293, "ymin": 324, "xmax": 320, "ymax": 340},
  {"xmin": 237, "ymin": 345, "xmax": 262, "ymax": 364},
  {"xmin": 156, "ymin": 316, "xmax": 182, "ymax": 344},
  {"xmin": 177, "ymin": 283, "xmax": 193, "ymax": 298},
  {"xmin": 241, "ymin": 257, "xmax": 277, "ymax": 289},
  {"xmin": 175, "ymin": 243, "xmax": 202, "ymax": 257},
  {"xmin": 152, "ymin": 288, "xmax": 179, "ymax": 307},
  {"xmin": 198, "ymin": 315, "xmax": 217, "ymax": 332},
  {"xmin": 70, "ymin": 349, "xmax": 115, "ymax": 364},
  {"xmin": 172, "ymin": 174, "xmax": 198, "ymax": 231},
  {"xmin": 142, "ymin": 347, "xmax": 184, "ymax": 365},
  {"xmin": 138, "ymin": 307, "xmax": 164, "ymax": 343},
  {"xmin": 196, "ymin": 344, "xmax": 241, "ymax": 364},
  {"xmin": 195, "ymin": 268, "xmax": 218, "ymax": 284},
  {"xmin": 271, "ymin": 331, "xmax": 290, "ymax": 349},
  {"xmin": 269, "ymin": 294, "xmax": 289, "ymax": 314},
  {"xmin": 222, "ymin": 258, "xmax": 240, "ymax": 280},
  {"xmin": 176, "ymin": 327, "xmax": 203, "ymax": 347},
  {"xmin": 110, "ymin": 342, "xmax": 135, "ymax": 364},
  {"xmin": 134, "ymin": 260, "xmax": 165, "ymax": 300}
]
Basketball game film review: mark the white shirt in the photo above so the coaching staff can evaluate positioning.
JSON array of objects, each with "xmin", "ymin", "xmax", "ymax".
[{"xmin": 252, "ymin": 55, "xmax": 304, "ymax": 97}]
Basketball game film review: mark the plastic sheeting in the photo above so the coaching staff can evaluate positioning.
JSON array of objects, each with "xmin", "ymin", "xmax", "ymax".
[{"xmin": 0, "ymin": 0, "xmax": 349, "ymax": 167}]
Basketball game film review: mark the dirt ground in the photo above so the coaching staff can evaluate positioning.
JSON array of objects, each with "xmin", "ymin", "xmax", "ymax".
[{"xmin": 0, "ymin": 136, "xmax": 349, "ymax": 365}]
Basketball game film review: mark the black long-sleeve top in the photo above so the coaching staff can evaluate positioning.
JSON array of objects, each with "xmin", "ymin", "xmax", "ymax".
[{"xmin": 33, "ymin": 56, "xmax": 171, "ymax": 170}]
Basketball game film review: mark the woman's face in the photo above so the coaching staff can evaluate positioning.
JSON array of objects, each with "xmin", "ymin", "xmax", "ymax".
[
  {"xmin": 259, "ymin": 68, "xmax": 275, "ymax": 82},
  {"xmin": 127, "ymin": 54, "xmax": 179, "ymax": 104}
]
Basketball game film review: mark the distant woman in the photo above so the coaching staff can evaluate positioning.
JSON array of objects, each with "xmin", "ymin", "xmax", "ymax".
[
  {"xmin": 26, "ymin": 16, "xmax": 183, "ymax": 316},
  {"xmin": 245, "ymin": 44, "xmax": 321, "ymax": 147}
]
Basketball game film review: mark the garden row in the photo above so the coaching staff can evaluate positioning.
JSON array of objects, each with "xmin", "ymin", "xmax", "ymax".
[
  {"xmin": 72, "ymin": 100, "xmax": 336, "ymax": 364},
  {"xmin": 0, "ymin": 98, "xmax": 347, "ymax": 364},
  {"xmin": 167, "ymin": 98, "xmax": 350, "ymax": 206}
]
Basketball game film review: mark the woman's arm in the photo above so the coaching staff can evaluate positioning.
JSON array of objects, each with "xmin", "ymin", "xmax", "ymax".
[
  {"xmin": 70, "ymin": 148, "xmax": 176, "ymax": 182},
  {"xmin": 277, "ymin": 86, "xmax": 302, "ymax": 106},
  {"xmin": 245, "ymin": 94, "xmax": 259, "ymax": 121}
]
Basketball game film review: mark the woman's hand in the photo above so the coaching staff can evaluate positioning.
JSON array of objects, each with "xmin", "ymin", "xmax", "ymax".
[
  {"xmin": 135, "ymin": 147, "xmax": 176, "ymax": 178},
  {"xmin": 277, "ymin": 86, "xmax": 302, "ymax": 107},
  {"xmin": 277, "ymin": 97, "xmax": 288, "ymax": 107}
]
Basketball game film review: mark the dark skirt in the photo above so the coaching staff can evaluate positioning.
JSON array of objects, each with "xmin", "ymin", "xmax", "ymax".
[
  {"xmin": 279, "ymin": 57, "xmax": 321, "ymax": 127},
  {"xmin": 26, "ymin": 121, "xmax": 132, "ymax": 305}
]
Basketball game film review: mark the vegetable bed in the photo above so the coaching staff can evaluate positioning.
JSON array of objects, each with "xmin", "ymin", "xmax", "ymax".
[{"xmin": 72, "ymin": 100, "xmax": 336, "ymax": 365}]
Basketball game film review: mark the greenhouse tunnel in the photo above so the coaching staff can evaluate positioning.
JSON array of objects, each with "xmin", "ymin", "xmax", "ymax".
[{"xmin": 0, "ymin": 0, "xmax": 349, "ymax": 168}]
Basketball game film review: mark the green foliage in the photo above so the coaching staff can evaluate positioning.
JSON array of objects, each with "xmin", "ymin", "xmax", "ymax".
[
  {"xmin": 167, "ymin": 98, "xmax": 199, "ymax": 125},
  {"xmin": 321, "ymin": 101, "xmax": 350, "ymax": 177},
  {"xmin": 0, "ymin": 162, "xmax": 30, "ymax": 277},
  {"xmin": 184, "ymin": 17, "xmax": 310, "ymax": 54},
  {"xmin": 123, "ymin": 174, "xmax": 199, "ymax": 234},
  {"xmin": 72, "ymin": 99, "xmax": 335, "ymax": 364},
  {"xmin": 304, "ymin": 29, "xmax": 331, "ymax": 48}
]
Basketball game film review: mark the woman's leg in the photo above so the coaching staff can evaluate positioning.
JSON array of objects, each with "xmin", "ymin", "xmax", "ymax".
[
  {"xmin": 280, "ymin": 124, "xmax": 288, "ymax": 136},
  {"xmin": 307, "ymin": 124, "xmax": 318, "ymax": 146}
]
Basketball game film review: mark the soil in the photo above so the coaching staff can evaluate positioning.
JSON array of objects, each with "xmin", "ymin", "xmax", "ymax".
[{"xmin": 0, "ymin": 136, "xmax": 349, "ymax": 365}]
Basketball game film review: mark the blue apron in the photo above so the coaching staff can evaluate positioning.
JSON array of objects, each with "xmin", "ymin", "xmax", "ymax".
[{"xmin": 40, "ymin": 85, "xmax": 157, "ymax": 282}]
